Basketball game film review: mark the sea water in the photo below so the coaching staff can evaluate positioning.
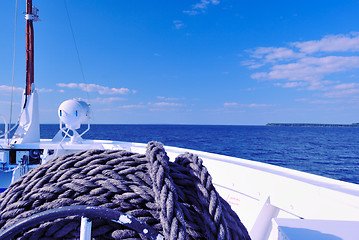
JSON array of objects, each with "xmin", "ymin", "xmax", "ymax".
[{"xmin": 39, "ymin": 124, "xmax": 359, "ymax": 184}]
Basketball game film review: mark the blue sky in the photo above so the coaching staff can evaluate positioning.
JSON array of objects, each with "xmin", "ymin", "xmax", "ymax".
[{"xmin": 1, "ymin": 0, "xmax": 359, "ymax": 124}]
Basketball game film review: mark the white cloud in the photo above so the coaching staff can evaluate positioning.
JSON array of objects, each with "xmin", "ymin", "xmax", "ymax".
[
  {"xmin": 157, "ymin": 96, "xmax": 183, "ymax": 101},
  {"xmin": 251, "ymin": 72, "xmax": 268, "ymax": 80},
  {"xmin": 152, "ymin": 102, "xmax": 183, "ymax": 107},
  {"xmin": 245, "ymin": 88, "xmax": 256, "ymax": 91},
  {"xmin": 243, "ymin": 47, "xmax": 306, "ymax": 69},
  {"xmin": 183, "ymin": 0, "xmax": 220, "ymax": 15},
  {"xmin": 248, "ymin": 103, "xmax": 274, "ymax": 108},
  {"xmin": 37, "ymin": 88, "xmax": 54, "ymax": 93},
  {"xmin": 257, "ymin": 56, "xmax": 359, "ymax": 88},
  {"xmin": 90, "ymin": 97, "xmax": 125, "ymax": 104},
  {"xmin": 193, "ymin": 0, "xmax": 219, "ymax": 9},
  {"xmin": 295, "ymin": 98, "xmax": 343, "ymax": 104},
  {"xmin": 245, "ymin": 33, "xmax": 359, "ymax": 93},
  {"xmin": 0, "ymin": 100, "xmax": 20, "ymax": 105},
  {"xmin": 276, "ymin": 82, "xmax": 307, "ymax": 88},
  {"xmin": 224, "ymin": 102, "xmax": 238, "ymax": 107},
  {"xmin": 323, "ymin": 88, "xmax": 359, "ymax": 98},
  {"xmin": 332, "ymin": 83, "xmax": 359, "ymax": 89},
  {"xmin": 57, "ymin": 83, "xmax": 134, "ymax": 95},
  {"xmin": 0, "ymin": 85, "xmax": 23, "ymax": 93},
  {"xmin": 248, "ymin": 47, "xmax": 304, "ymax": 62},
  {"xmin": 292, "ymin": 32, "xmax": 359, "ymax": 54},
  {"xmin": 183, "ymin": 10, "xmax": 199, "ymax": 16},
  {"xmin": 173, "ymin": 20, "xmax": 185, "ymax": 29},
  {"xmin": 114, "ymin": 101, "xmax": 184, "ymax": 110},
  {"xmin": 224, "ymin": 102, "xmax": 273, "ymax": 108},
  {"xmin": 321, "ymin": 82, "xmax": 359, "ymax": 98},
  {"xmin": 57, "ymin": 83, "xmax": 77, "ymax": 89},
  {"xmin": 119, "ymin": 104, "xmax": 146, "ymax": 109}
]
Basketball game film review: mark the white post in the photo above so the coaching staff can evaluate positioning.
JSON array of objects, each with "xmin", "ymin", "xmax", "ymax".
[{"xmin": 80, "ymin": 216, "xmax": 92, "ymax": 240}]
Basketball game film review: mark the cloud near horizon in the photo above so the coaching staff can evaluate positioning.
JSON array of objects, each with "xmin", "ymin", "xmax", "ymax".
[
  {"xmin": 224, "ymin": 102, "xmax": 274, "ymax": 108},
  {"xmin": 37, "ymin": 88, "xmax": 54, "ymax": 93},
  {"xmin": 157, "ymin": 96, "xmax": 184, "ymax": 101},
  {"xmin": 114, "ymin": 100, "xmax": 184, "ymax": 110},
  {"xmin": 152, "ymin": 102, "xmax": 183, "ymax": 107},
  {"xmin": 57, "ymin": 83, "xmax": 135, "ymax": 95},
  {"xmin": 245, "ymin": 32, "xmax": 359, "ymax": 97},
  {"xmin": 0, "ymin": 85, "xmax": 23, "ymax": 93},
  {"xmin": 89, "ymin": 97, "xmax": 125, "ymax": 104}
]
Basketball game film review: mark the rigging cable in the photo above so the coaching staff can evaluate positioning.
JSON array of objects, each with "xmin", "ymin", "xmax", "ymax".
[
  {"xmin": 9, "ymin": 0, "xmax": 19, "ymax": 139},
  {"xmin": 3, "ymin": 0, "xmax": 31, "ymax": 141},
  {"xmin": 3, "ymin": 0, "xmax": 26, "ymax": 141},
  {"xmin": 63, "ymin": 0, "xmax": 90, "ymax": 102}
]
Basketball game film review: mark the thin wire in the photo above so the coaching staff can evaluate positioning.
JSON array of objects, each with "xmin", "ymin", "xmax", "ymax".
[
  {"xmin": 9, "ymin": 0, "xmax": 19, "ymax": 137},
  {"xmin": 63, "ymin": 0, "xmax": 90, "ymax": 101}
]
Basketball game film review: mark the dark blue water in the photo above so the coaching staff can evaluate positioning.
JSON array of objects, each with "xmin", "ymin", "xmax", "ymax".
[{"xmin": 38, "ymin": 124, "xmax": 359, "ymax": 184}]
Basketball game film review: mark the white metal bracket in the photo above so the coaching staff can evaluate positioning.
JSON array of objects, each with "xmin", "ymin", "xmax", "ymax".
[{"xmin": 250, "ymin": 196, "xmax": 280, "ymax": 240}]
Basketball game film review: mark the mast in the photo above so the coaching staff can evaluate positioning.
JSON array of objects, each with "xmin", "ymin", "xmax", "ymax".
[
  {"xmin": 11, "ymin": 0, "xmax": 40, "ymax": 144},
  {"xmin": 25, "ymin": 0, "xmax": 39, "ymax": 95}
]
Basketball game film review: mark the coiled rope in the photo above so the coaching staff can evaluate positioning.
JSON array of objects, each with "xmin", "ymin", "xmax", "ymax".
[{"xmin": 0, "ymin": 142, "xmax": 250, "ymax": 239}]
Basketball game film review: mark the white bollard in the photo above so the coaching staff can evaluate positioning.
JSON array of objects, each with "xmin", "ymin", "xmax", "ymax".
[{"xmin": 80, "ymin": 216, "xmax": 92, "ymax": 240}]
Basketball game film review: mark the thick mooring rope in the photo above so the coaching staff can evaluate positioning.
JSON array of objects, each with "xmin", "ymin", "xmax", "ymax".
[{"xmin": 0, "ymin": 142, "xmax": 250, "ymax": 240}]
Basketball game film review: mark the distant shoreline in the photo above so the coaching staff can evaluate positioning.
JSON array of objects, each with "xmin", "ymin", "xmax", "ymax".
[{"xmin": 266, "ymin": 123, "xmax": 359, "ymax": 127}]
